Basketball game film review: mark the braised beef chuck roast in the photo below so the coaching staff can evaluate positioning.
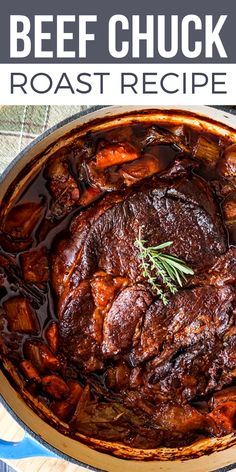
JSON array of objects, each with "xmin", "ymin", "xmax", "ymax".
[{"xmin": 52, "ymin": 169, "xmax": 236, "ymax": 418}]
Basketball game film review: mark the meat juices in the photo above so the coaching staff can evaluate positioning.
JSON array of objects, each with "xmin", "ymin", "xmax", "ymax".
[{"xmin": 0, "ymin": 120, "xmax": 236, "ymax": 451}]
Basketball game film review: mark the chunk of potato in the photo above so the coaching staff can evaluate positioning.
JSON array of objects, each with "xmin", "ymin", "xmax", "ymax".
[
  {"xmin": 218, "ymin": 143, "xmax": 236, "ymax": 179},
  {"xmin": 20, "ymin": 247, "xmax": 49, "ymax": 283},
  {"xmin": 3, "ymin": 297, "xmax": 39, "ymax": 333},
  {"xmin": 51, "ymin": 381, "xmax": 83, "ymax": 420},
  {"xmin": 2, "ymin": 202, "xmax": 43, "ymax": 239}
]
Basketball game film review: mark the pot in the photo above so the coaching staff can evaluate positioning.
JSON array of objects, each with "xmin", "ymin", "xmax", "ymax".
[{"xmin": 1, "ymin": 105, "xmax": 236, "ymax": 472}]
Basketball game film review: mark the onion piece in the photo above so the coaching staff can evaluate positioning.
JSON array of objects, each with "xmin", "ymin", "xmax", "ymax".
[{"xmin": 193, "ymin": 136, "xmax": 220, "ymax": 165}]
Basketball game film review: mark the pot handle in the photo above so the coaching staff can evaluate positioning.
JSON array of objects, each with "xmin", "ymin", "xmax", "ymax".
[{"xmin": 0, "ymin": 433, "xmax": 57, "ymax": 459}]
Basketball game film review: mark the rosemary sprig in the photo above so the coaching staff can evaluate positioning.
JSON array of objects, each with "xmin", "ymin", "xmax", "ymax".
[{"xmin": 134, "ymin": 227, "xmax": 194, "ymax": 305}]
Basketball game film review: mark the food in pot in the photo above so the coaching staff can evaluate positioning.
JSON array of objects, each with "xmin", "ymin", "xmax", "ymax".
[{"xmin": 0, "ymin": 116, "xmax": 236, "ymax": 451}]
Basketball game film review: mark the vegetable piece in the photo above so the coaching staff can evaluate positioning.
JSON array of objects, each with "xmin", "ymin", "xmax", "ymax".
[
  {"xmin": 218, "ymin": 143, "xmax": 236, "ymax": 179},
  {"xmin": 83, "ymin": 144, "xmax": 140, "ymax": 190},
  {"xmin": 73, "ymin": 402, "xmax": 127, "ymax": 438},
  {"xmin": 45, "ymin": 321, "xmax": 59, "ymax": 353},
  {"xmin": 41, "ymin": 375, "xmax": 69, "ymax": 400},
  {"xmin": 134, "ymin": 226, "xmax": 194, "ymax": 305},
  {"xmin": 193, "ymin": 136, "xmax": 220, "ymax": 164},
  {"xmin": 209, "ymin": 387, "xmax": 236, "ymax": 409},
  {"xmin": 24, "ymin": 340, "xmax": 61, "ymax": 372},
  {"xmin": 0, "ymin": 254, "xmax": 45, "ymax": 305},
  {"xmin": 0, "ymin": 334, "xmax": 8, "ymax": 355},
  {"xmin": 71, "ymin": 384, "xmax": 91, "ymax": 422},
  {"xmin": 79, "ymin": 186, "xmax": 102, "ymax": 206},
  {"xmin": 222, "ymin": 194, "xmax": 236, "ymax": 245},
  {"xmin": 120, "ymin": 154, "xmax": 164, "ymax": 185},
  {"xmin": 2, "ymin": 202, "xmax": 43, "ymax": 239},
  {"xmin": 129, "ymin": 367, "xmax": 143, "ymax": 388},
  {"xmin": 106, "ymin": 363, "xmax": 130, "ymax": 391},
  {"xmin": 51, "ymin": 381, "xmax": 83, "ymax": 420},
  {"xmin": 0, "ymin": 233, "xmax": 32, "ymax": 253},
  {"xmin": 46, "ymin": 157, "xmax": 80, "ymax": 217},
  {"xmin": 94, "ymin": 143, "xmax": 139, "ymax": 169},
  {"xmin": 222, "ymin": 194, "xmax": 236, "ymax": 223},
  {"xmin": 138, "ymin": 125, "xmax": 190, "ymax": 153},
  {"xmin": 169, "ymin": 124, "xmax": 185, "ymax": 137},
  {"xmin": 159, "ymin": 157, "xmax": 199, "ymax": 180},
  {"xmin": 3, "ymin": 297, "xmax": 39, "ymax": 333},
  {"xmin": 20, "ymin": 360, "xmax": 41, "ymax": 382},
  {"xmin": 20, "ymin": 247, "xmax": 49, "ymax": 283},
  {"xmin": 73, "ymin": 398, "xmax": 151, "ymax": 442},
  {"xmin": 153, "ymin": 403, "xmax": 212, "ymax": 434},
  {"xmin": 209, "ymin": 402, "xmax": 236, "ymax": 435}
]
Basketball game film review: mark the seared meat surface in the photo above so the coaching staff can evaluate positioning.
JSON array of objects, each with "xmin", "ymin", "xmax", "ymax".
[
  {"xmin": 54, "ymin": 168, "xmax": 235, "ymax": 445},
  {"xmin": 53, "ymin": 175, "xmax": 226, "ymax": 300}
]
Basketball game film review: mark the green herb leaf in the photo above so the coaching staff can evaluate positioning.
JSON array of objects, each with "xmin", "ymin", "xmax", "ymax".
[
  {"xmin": 148, "ymin": 241, "xmax": 174, "ymax": 250},
  {"xmin": 134, "ymin": 227, "xmax": 194, "ymax": 305}
]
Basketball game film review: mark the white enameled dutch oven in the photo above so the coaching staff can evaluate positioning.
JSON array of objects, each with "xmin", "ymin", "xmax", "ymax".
[{"xmin": 1, "ymin": 105, "xmax": 236, "ymax": 472}]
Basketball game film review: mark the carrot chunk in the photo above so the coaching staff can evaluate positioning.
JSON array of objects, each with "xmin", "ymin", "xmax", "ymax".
[
  {"xmin": 24, "ymin": 340, "xmax": 61, "ymax": 372},
  {"xmin": 95, "ymin": 144, "xmax": 138, "ymax": 169},
  {"xmin": 209, "ymin": 401, "xmax": 236, "ymax": 435},
  {"xmin": 79, "ymin": 186, "xmax": 101, "ymax": 206},
  {"xmin": 20, "ymin": 360, "xmax": 41, "ymax": 382},
  {"xmin": 45, "ymin": 322, "xmax": 59, "ymax": 353},
  {"xmin": 41, "ymin": 375, "xmax": 69, "ymax": 400}
]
